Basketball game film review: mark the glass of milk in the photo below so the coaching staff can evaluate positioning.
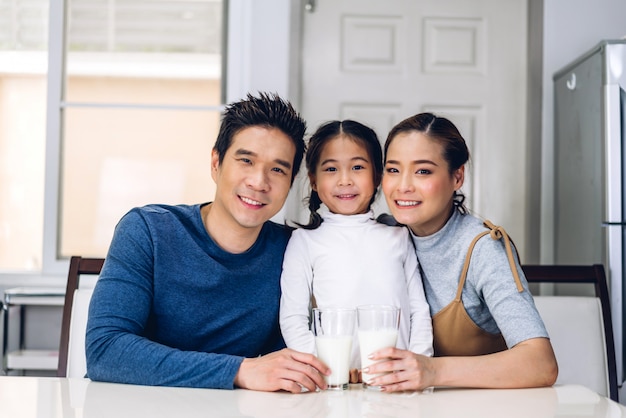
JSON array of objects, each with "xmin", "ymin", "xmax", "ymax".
[
  {"xmin": 312, "ymin": 307, "xmax": 356, "ymax": 390},
  {"xmin": 357, "ymin": 304, "xmax": 400, "ymax": 390}
]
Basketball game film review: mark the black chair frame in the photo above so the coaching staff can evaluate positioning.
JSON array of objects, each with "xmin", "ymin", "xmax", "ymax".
[{"xmin": 522, "ymin": 264, "xmax": 618, "ymax": 402}]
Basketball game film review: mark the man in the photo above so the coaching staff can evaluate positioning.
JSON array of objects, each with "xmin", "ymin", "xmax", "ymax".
[{"xmin": 85, "ymin": 92, "xmax": 329, "ymax": 392}]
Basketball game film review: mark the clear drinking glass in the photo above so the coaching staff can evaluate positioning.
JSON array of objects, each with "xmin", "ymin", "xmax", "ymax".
[
  {"xmin": 312, "ymin": 307, "xmax": 356, "ymax": 390},
  {"xmin": 357, "ymin": 304, "xmax": 400, "ymax": 390}
]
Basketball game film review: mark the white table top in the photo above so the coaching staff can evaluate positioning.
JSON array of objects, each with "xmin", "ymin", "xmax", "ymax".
[{"xmin": 0, "ymin": 376, "xmax": 624, "ymax": 418}]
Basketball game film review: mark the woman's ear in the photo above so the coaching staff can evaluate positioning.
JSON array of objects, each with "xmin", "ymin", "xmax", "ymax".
[{"xmin": 453, "ymin": 165, "xmax": 465, "ymax": 191}]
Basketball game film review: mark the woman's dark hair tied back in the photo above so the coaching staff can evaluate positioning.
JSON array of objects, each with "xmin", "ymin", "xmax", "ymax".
[{"xmin": 384, "ymin": 112, "xmax": 471, "ymax": 215}]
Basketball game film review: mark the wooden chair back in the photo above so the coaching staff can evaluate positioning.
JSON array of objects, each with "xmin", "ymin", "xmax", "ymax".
[{"xmin": 58, "ymin": 256, "xmax": 105, "ymax": 377}]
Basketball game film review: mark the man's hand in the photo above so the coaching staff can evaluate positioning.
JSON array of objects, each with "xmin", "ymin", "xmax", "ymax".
[{"xmin": 234, "ymin": 348, "xmax": 330, "ymax": 393}]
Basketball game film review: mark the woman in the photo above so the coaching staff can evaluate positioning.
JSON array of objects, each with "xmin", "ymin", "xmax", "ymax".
[{"xmin": 366, "ymin": 112, "xmax": 557, "ymax": 392}]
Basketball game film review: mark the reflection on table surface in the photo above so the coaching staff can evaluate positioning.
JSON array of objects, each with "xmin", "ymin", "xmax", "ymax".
[{"xmin": 0, "ymin": 376, "xmax": 624, "ymax": 418}]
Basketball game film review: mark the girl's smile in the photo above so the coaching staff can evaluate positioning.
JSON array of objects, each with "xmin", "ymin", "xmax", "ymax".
[{"xmin": 310, "ymin": 136, "xmax": 376, "ymax": 216}]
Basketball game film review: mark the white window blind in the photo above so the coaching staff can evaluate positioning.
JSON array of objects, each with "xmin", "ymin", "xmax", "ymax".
[
  {"xmin": 68, "ymin": 0, "xmax": 222, "ymax": 53},
  {"xmin": 0, "ymin": 0, "xmax": 222, "ymax": 53},
  {"xmin": 0, "ymin": 0, "xmax": 49, "ymax": 50}
]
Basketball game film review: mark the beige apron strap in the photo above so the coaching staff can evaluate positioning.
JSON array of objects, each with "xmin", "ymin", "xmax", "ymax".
[
  {"xmin": 455, "ymin": 230, "xmax": 490, "ymax": 301},
  {"xmin": 456, "ymin": 221, "xmax": 524, "ymax": 300},
  {"xmin": 483, "ymin": 220, "xmax": 524, "ymax": 293}
]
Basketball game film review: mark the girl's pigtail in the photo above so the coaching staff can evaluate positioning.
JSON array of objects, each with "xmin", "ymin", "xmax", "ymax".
[{"xmin": 297, "ymin": 191, "xmax": 324, "ymax": 230}]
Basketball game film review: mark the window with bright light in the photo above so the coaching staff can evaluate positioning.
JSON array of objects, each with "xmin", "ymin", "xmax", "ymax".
[
  {"xmin": 60, "ymin": 0, "xmax": 224, "ymax": 258},
  {"xmin": 0, "ymin": 0, "xmax": 48, "ymax": 271},
  {"xmin": 0, "ymin": 0, "xmax": 224, "ymax": 271}
]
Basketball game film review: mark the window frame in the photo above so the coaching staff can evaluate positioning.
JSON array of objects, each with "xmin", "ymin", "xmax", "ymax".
[{"xmin": 0, "ymin": 0, "xmax": 301, "ymax": 285}]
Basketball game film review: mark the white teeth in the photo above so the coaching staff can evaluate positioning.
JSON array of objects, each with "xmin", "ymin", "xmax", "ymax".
[
  {"xmin": 396, "ymin": 200, "xmax": 418, "ymax": 207},
  {"xmin": 241, "ymin": 196, "xmax": 263, "ymax": 206},
  {"xmin": 337, "ymin": 194, "xmax": 356, "ymax": 198}
]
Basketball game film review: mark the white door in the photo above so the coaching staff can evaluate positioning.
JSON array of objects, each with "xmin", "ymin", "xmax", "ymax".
[{"xmin": 289, "ymin": 0, "xmax": 529, "ymax": 254}]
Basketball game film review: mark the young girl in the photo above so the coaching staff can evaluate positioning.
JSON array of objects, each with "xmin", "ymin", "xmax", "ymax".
[
  {"xmin": 364, "ymin": 112, "xmax": 557, "ymax": 391},
  {"xmin": 279, "ymin": 120, "xmax": 433, "ymax": 377}
]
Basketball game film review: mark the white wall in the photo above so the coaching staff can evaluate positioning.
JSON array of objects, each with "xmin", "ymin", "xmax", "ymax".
[
  {"xmin": 540, "ymin": 0, "xmax": 626, "ymax": 263},
  {"xmin": 226, "ymin": 0, "xmax": 301, "ymax": 103}
]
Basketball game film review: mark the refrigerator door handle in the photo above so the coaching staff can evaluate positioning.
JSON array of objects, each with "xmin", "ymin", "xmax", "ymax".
[
  {"xmin": 604, "ymin": 84, "xmax": 622, "ymax": 224},
  {"xmin": 566, "ymin": 72, "xmax": 576, "ymax": 90}
]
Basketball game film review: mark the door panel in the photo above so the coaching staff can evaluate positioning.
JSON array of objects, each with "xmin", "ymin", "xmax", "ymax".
[{"xmin": 293, "ymin": 0, "xmax": 528, "ymax": 253}]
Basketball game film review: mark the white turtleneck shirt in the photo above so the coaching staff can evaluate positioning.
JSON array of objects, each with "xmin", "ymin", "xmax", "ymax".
[{"xmin": 279, "ymin": 210, "xmax": 433, "ymax": 368}]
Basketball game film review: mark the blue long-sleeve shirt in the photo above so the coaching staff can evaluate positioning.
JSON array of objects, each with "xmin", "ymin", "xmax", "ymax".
[{"xmin": 85, "ymin": 203, "xmax": 290, "ymax": 388}]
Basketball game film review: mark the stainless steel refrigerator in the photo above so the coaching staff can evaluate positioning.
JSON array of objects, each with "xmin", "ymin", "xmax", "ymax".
[{"xmin": 554, "ymin": 39, "xmax": 626, "ymax": 384}]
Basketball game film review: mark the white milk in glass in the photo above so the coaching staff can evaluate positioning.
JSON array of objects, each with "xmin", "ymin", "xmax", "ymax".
[
  {"xmin": 315, "ymin": 335, "xmax": 353, "ymax": 389},
  {"xmin": 358, "ymin": 328, "xmax": 398, "ymax": 384}
]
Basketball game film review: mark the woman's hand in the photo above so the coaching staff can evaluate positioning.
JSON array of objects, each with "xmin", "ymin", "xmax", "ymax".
[
  {"xmin": 361, "ymin": 347, "xmax": 435, "ymax": 392},
  {"xmin": 363, "ymin": 338, "xmax": 557, "ymax": 392}
]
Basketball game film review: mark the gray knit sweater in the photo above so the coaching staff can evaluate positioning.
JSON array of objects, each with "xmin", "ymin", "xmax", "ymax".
[{"xmin": 411, "ymin": 210, "xmax": 548, "ymax": 348}]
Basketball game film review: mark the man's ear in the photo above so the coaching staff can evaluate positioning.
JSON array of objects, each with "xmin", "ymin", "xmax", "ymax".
[{"xmin": 211, "ymin": 149, "xmax": 220, "ymax": 182}]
